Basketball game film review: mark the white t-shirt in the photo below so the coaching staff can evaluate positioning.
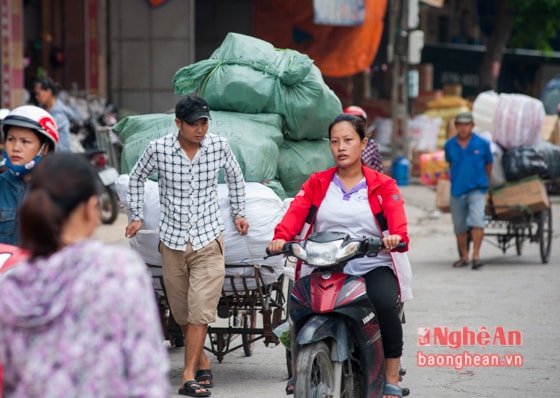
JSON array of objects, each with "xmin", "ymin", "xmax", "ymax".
[{"xmin": 314, "ymin": 174, "xmax": 392, "ymax": 275}]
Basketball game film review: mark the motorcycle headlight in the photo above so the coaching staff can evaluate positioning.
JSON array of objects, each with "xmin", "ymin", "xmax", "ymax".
[{"xmin": 292, "ymin": 239, "xmax": 361, "ymax": 266}]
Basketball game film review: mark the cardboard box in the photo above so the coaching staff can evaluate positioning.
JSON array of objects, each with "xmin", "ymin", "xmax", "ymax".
[
  {"xmin": 419, "ymin": 150, "xmax": 449, "ymax": 185},
  {"xmin": 490, "ymin": 176, "xmax": 550, "ymax": 218},
  {"xmin": 435, "ymin": 179, "xmax": 451, "ymax": 212},
  {"xmin": 443, "ymin": 84, "xmax": 462, "ymax": 97},
  {"xmin": 540, "ymin": 115, "xmax": 559, "ymax": 145}
]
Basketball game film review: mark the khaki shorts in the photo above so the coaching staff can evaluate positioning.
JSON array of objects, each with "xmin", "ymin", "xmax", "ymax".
[{"xmin": 159, "ymin": 235, "xmax": 225, "ymax": 325}]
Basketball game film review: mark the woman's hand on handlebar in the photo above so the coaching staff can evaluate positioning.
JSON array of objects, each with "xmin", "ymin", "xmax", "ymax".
[
  {"xmin": 382, "ymin": 234, "xmax": 404, "ymax": 251},
  {"xmin": 268, "ymin": 239, "xmax": 287, "ymax": 255}
]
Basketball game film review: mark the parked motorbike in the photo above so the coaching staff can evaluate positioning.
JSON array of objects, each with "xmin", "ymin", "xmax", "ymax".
[
  {"xmin": 84, "ymin": 149, "xmax": 120, "ymax": 224},
  {"xmin": 266, "ymin": 231, "xmax": 408, "ymax": 398}
]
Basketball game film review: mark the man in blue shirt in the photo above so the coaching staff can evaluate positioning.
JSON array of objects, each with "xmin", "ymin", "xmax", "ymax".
[{"xmin": 444, "ymin": 112, "xmax": 493, "ymax": 270}]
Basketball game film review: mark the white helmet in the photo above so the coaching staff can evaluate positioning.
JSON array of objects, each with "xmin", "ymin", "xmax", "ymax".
[
  {"xmin": 2, "ymin": 105, "xmax": 59, "ymax": 152},
  {"xmin": 0, "ymin": 108, "xmax": 9, "ymax": 121}
]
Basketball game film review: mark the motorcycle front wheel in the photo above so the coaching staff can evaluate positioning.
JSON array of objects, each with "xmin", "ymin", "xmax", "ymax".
[
  {"xmin": 98, "ymin": 184, "xmax": 119, "ymax": 224},
  {"xmin": 294, "ymin": 341, "xmax": 336, "ymax": 398}
]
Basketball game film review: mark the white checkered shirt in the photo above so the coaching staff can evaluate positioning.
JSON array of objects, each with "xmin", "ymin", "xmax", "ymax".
[{"xmin": 127, "ymin": 132, "xmax": 246, "ymax": 251}]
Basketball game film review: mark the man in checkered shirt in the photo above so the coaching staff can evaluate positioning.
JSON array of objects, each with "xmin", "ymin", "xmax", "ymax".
[{"xmin": 125, "ymin": 95, "xmax": 249, "ymax": 397}]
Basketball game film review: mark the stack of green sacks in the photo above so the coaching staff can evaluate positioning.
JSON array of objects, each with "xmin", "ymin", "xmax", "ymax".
[
  {"xmin": 173, "ymin": 32, "xmax": 341, "ymax": 198},
  {"xmin": 114, "ymin": 32, "xmax": 341, "ymax": 199},
  {"xmin": 113, "ymin": 111, "xmax": 284, "ymax": 185}
]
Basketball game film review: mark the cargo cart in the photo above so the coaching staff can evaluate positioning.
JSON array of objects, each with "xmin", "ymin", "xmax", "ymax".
[
  {"xmin": 148, "ymin": 260, "xmax": 289, "ymax": 362},
  {"xmin": 478, "ymin": 176, "xmax": 553, "ymax": 264}
]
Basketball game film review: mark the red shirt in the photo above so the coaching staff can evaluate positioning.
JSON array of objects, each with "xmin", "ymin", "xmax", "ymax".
[{"xmin": 273, "ymin": 165, "xmax": 410, "ymax": 283}]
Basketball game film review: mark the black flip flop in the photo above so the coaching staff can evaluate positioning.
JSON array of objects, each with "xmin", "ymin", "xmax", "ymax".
[
  {"xmin": 178, "ymin": 380, "xmax": 211, "ymax": 397},
  {"xmin": 286, "ymin": 377, "xmax": 294, "ymax": 395},
  {"xmin": 471, "ymin": 259, "xmax": 484, "ymax": 270},
  {"xmin": 195, "ymin": 369, "xmax": 213, "ymax": 388},
  {"xmin": 452, "ymin": 259, "xmax": 468, "ymax": 268}
]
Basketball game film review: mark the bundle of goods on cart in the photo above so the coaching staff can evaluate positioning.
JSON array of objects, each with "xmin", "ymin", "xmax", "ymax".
[
  {"xmin": 115, "ymin": 175, "xmax": 291, "ymax": 292},
  {"xmin": 425, "ymin": 91, "xmax": 559, "ymax": 215},
  {"xmin": 472, "ymin": 91, "xmax": 560, "ymax": 184},
  {"xmin": 113, "ymin": 32, "xmax": 342, "ymax": 200}
]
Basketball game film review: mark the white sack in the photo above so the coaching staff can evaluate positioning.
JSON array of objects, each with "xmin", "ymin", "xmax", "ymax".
[
  {"xmin": 493, "ymin": 93, "xmax": 546, "ymax": 149},
  {"xmin": 116, "ymin": 175, "xmax": 287, "ymax": 291},
  {"xmin": 408, "ymin": 114, "xmax": 441, "ymax": 152},
  {"xmin": 218, "ymin": 183, "xmax": 286, "ymax": 289},
  {"xmin": 473, "ymin": 90, "xmax": 499, "ymax": 133},
  {"xmin": 115, "ymin": 174, "xmax": 162, "ymax": 266},
  {"xmin": 489, "ymin": 143, "xmax": 507, "ymax": 188}
]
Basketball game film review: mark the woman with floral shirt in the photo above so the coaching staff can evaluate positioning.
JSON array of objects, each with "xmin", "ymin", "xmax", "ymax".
[{"xmin": 0, "ymin": 153, "xmax": 169, "ymax": 398}]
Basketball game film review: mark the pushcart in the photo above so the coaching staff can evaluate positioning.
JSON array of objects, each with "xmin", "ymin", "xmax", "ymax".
[
  {"xmin": 205, "ymin": 263, "xmax": 289, "ymax": 362},
  {"xmin": 479, "ymin": 192, "xmax": 553, "ymax": 264},
  {"xmin": 148, "ymin": 260, "xmax": 289, "ymax": 362}
]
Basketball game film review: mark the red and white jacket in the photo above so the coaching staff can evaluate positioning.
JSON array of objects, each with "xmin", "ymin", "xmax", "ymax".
[{"xmin": 273, "ymin": 165, "xmax": 413, "ymax": 302}]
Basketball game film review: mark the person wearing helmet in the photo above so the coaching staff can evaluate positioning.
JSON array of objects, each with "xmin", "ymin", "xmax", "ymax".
[
  {"xmin": 343, "ymin": 105, "xmax": 383, "ymax": 173},
  {"xmin": 0, "ymin": 105, "xmax": 59, "ymax": 245}
]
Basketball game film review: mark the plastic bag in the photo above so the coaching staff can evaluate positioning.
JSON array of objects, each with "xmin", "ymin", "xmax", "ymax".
[
  {"xmin": 501, "ymin": 145, "xmax": 548, "ymax": 182},
  {"xmin": 113, "ymin": 111, "xmax": 285, "ymax": 184},
  {"xmin": 173, "ymin": 32, "xmax": 342, "ymax": 141},
  {"xmin": 277, "ymin": 139, "xmax": 336, "ymax": 197}
]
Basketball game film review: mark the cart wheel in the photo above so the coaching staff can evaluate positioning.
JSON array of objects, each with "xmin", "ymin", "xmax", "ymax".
[
  {"xmin": 515, "ymin": 228, "xmax": 524, "ymax": 256},
  {"xmin": 242, "ymin": 310, "xmax": 256, "ymax": 356},
  {"xmin": 214, "ymin": 332, "xmax": 226, "ymax": 363},
  {"xmin": 538, "ymin": 207, "xmax": 553, "ymax": 264}
]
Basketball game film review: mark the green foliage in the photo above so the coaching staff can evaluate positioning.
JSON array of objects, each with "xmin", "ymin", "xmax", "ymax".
[{"xmin": 508, "ymin": 0, "xmax": 560, "ymax": 52}]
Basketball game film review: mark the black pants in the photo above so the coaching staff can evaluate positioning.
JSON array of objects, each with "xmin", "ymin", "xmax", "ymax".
[{"xmin": 363, "ymin": 266, "xmax": 403, "ymax": 358}]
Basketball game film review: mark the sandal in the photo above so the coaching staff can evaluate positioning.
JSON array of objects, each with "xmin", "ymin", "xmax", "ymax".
[
  {"xmin": 471, "ymin": 259, "xmax": 484, "ymax": 270},
  {"xmin": 178, "ymin": 380, "xmax": 211, "ymax": 397},
  {"xmin": 383, "ymin": 382, "xmax": 403, "ymax": 397},
  {"xmin": 452, "ymin": 259, "xmax": 468, "ymax": 268},
  {"xmin": 285, "ymin": 377, "xmax": 294, "ymax": 395},
  {"xmin": 195, "ymin": 369, "xmax": 213, "ymax": 388}
]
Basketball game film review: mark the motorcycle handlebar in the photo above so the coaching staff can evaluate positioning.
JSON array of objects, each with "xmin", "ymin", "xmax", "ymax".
[
  {"xmin": 265, "ymin": 242, "xmax": 292, "ymax": 257},
  {"xmin": 264, "ymin": 239, "xmax": 405, "ymax": 258}
]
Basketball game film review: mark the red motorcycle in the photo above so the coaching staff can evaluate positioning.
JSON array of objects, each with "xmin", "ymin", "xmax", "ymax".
[{"xmin": 267, "ymin": 231, "xmax": 409, "ymax": 398}]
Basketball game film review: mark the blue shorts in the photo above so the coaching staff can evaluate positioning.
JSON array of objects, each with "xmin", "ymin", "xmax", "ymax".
[{"xmin": 449, "ymin": 190, "xmax": 486, "ymax": 234}]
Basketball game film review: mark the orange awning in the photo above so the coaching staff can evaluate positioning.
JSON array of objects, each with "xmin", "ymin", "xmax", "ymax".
[{"xmin": 253, "ymin": 0, "xmax": 387, "ymax": 78}]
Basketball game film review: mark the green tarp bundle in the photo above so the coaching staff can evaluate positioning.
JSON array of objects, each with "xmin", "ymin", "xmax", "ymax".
[
  {"xmin": 173, "ymin": 32, "xmax": 342, "ymax": 141},
  {"xmin": 113, "ymin": 111, "xmax": 285, "ymax": 184},
  {"xmin": 277, "ymin": 139, "xmax": 336, "ymax": 198}
]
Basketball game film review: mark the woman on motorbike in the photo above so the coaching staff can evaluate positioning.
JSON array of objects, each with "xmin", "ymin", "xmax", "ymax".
[
  {"xmin": 0, "ymin": 153, "xmax": 170, "ymax": 397},
  {"xmin": 0, "ymin": 105, "xmax": 58, "ymax": 245},
  {"xmin": 268, "ymin": 113, "xmax": 412, "ymax": 398}
]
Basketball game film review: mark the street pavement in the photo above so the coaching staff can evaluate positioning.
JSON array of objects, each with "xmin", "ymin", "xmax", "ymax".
[{"xmin": 95, "ymin": 180, "xmax": 560, "ymax": 397}]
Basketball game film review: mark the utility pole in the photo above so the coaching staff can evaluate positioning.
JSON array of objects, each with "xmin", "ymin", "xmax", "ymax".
[{"xmin": 389, "ymin": 0, "xmax": 410, "ymax": 162}]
